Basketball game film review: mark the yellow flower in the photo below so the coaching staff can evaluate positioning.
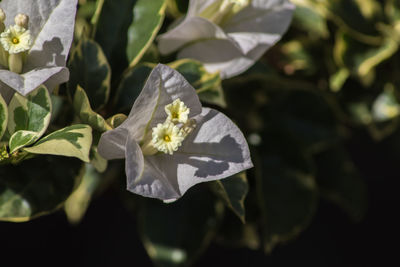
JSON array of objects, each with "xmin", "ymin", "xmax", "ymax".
[
  {"xmin": 165, "ymin": 98, "xmax": 190, "ymax": 124},
  {"xmin": 151, "ymin": 121, "xmax": 185, "ymax": 155},
  {"xmin": 0, "ymin": 25, "xmax": 32, "ymax": 54}
]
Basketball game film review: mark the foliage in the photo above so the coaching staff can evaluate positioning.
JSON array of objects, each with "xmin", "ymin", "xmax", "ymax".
[{"xmin": 3, "ymin": 0, "xmax": 399, "ymax": 266}]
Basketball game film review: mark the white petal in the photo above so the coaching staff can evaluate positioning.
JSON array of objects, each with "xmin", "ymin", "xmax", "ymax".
[
  {"xmin": 177, "ymin": 38, "xmax": 253, "ymax": 79},
  {"xmin": 223, "ymin": 0, "xmax": 295, "ymax": 35},
  {"xmin": 176, "ymin": 107, "xmax": 253, "ymax": 195},
  {"xmin": 121, "ymin": 64, "xmax": 202, "ymax": 143},
  {"xmin": 0, "ymin": 0, "xmax": 60, "ymax": 39},
  {"xmin": 176, "ymin": 0, "xmax": 294, "ymax": 78},
  {"xmin": 0, "ymin": 66, "xmax": 66, "ymax": 95},
  {"xmin": 97, "ymin": 127, "xmax": 128, "ymax": 160},
  {"xmin": 24, "ymin": 0, "xmax": 78, "ymax": 70},
  {"xmin": 145, "ymin": 108, "xmax": 253, "ymax": 199},
  {"xmin": 125, "ymin": 133, "xmax": 181, "ymax": 200},
  {"xmin": 157, "ymin": 16, "xmax": 227, "ymax": 55}
]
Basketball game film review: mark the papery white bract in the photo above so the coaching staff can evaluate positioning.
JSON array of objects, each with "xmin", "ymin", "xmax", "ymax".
[
  {"xmin": 0, "ymin": 0, "xmax": 77, "ymax": 101},
  {"xmin": 157, "ymin": 0, "xmax": 295, "ymax": 79},
  {"xmin": 98, "ymin": 64, "xmax": 253, "ymax": 201}
]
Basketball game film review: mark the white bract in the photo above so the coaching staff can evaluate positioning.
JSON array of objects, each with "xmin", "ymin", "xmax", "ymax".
[
  {"xmin": 0, "ymin": 0, "xmax": 77, "ymax": 102},
  {"xmin": 98, "ymin": 64, "xmax": 253, "ymax": 201},
  {"xmin": 158, "ymin": 0, "xmax": 295, "ymax": 79}
]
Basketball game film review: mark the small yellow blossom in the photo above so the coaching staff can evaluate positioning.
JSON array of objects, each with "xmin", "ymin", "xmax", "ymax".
[
  {"xmin": 0, "ymin": 25, "xmax": 32, "ymax": 54},
  {"xmin": 165, "ymin": 98, "xmax": 190, "ymax": 124},
  {"xmin": 151, "ymin": 121, "xmax": 185, "ymax": 155}
]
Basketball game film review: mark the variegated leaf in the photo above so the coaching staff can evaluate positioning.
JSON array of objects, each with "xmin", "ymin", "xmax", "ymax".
[
  {"xmin": 24, "ymin": 124, "xmax": 93, "ymax": 162},
  {"xmin": 73, "ymin": 85, "xmax": 111, "ymax": 132},
  {"xmin": 7, "ymin": 85, "xmax": 52, "ymax": 153},
  {"xmin": 211, "ymin": 172, "xmax": 249, "ymax": 223},
  {"xmin": 106, "ymin": 113, "xmax": 127, "ymax": 128},
  {"xmin": 68, "ymin": 38, "xmax": 111, "ymax": 110},
  {"xmin": 127, "ymin": 0, "xmax": 167, "ymax": 67},
  {"xmin": 0, "ymin": 94, "xmax": 7, "ymax": 140}
]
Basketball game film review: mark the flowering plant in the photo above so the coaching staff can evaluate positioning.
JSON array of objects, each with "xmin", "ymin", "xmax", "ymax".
[
  {"xmin": 158, "ymin": 0, "xmax": 295, "ymax": 78},
  {"xmin": 0, "ymin": 0, "xmax": 383, "ymax": 266}
]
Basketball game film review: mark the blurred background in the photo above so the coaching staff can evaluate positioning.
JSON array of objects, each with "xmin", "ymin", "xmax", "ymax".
[{"xmin": 1, "ymin": 0, "xmax": 400, "ymax": 266}]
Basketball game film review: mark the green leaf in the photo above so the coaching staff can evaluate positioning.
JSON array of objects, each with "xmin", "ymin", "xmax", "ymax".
[
  {"xmin": 7, "ymin": 85, "xmax": 52, "ymax": 153},
  {"xmin": 139, "ymin": 187, "xmax": 223, "ymax": 267},
  {"xmin": 116, "ymin": 63, "xmax": 154, "ymax": 112},
  {"xmin": 211, "ymin": 172, "xmax": 248, "ymax": 223},
  {"xmin": 73, "ymin": 85, "xmax": 111, "ymax": 132},
  {"xmin": 24, "ymin": 124, "xmax": 93, "ymax": 163},
  {"xmin": 314, "ymin": 146, "xmax": 367, "ymax": 222},
  {"xmin": 68, "ymin": 38, "xmax": 111, "ymax": 110},
  {"xmin": 0, "ymin": 94, "xmax": 7, "ymax": 140},
  {"xmin": 169, "ymin": 59, "xmax": 225, "ymax": 107},
  {"xmin": 106, "ymin": 113, "xmax": 127, "ymax": 128},
  {"xmin": 94, "ymin": 0, "xmax": 137, "ymax": 74},
  {"xmin": 127, "ymin": 0, "xmax": 167, "ymax": 67},
  {"xmin": 64, "ymin": 164, "xmax": 102, "ymax": 224},
  {"xmin": 90, "ymin": 146, "xmax": 108, "ymax": 173},
  {"xmin": 257, "ymin": 153, "xmax": 318, "ymax": 253},
  {"xmin": 0, "ymin": 156, "xmax": 83, "ymax": 222}
]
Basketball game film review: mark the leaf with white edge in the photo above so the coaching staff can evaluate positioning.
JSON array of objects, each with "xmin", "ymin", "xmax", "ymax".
[
  {"xmin": 24, "ymin": 124, "xmax": 93, "ymax": 162},
  {"xmin": 0, "ymin": 156, "xmax": 83, "ymax": 222},
  {"xmin": 211, "ymin": 172, "xmax": 249, "ymax": 223},
  {"xmin": 74, "ymin": 86, "xmax": 111, "ymax": 132},
  {"xmin": 94, "ymin": 0, "xmax": 136, "ymax": 74},
  {"xmin": 127, "ymin": 0, "xmax": 167, "ymax": 67},
  {"xmin": 9, "ymin": 131, "xmax": 38, "ymax": 153},
  {"xmin": 7, "ymin": 85, "xmax": 52, "ymax": 153},
  {"xmin": 68, "ymin": 38, "xmax": 111, "ymax": 110},
  {"xmin": 106, "ymin": 113, "xmax": 127, "ymax": 129},
  {"xmin": 0, "ymin": 94, "xmax": 7, "ymax": 140},
  {"xmin": 90, "ymin": 146, "xmax": 108, "ymax": 173},
  {"xmin": 65, "ymin": 164, "xmax": 102, "ymax": 224}
]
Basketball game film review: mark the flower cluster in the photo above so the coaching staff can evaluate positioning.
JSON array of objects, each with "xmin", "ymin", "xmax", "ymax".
[
  {"xmin": 158, "ymin": 0, "xmax": 295, "ymax": 78},
  {"xmin": 0, "ymin": 0, "xmax": 77, "ymax": 102},
  {"xmin": 98, "ymin": 64, "xmax": 253, "ymax": 201}
]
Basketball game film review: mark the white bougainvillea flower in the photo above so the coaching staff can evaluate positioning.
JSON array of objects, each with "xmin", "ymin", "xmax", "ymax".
[
  {"xmin": 0, "ymin": 0, "xmax": 77, "ymax": 102},
  {"xmin": 158, "ymin": 0, "xmax": 295, "ymax": 79},
  {"xmin": 98, "ymin": 64, "xmax": 253, "ymax": 201}
]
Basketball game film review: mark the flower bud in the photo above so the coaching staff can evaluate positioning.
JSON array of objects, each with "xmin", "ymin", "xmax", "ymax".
[{"xmin": 15, "ymin": 13, "xmax": 29, "ymax": 29}]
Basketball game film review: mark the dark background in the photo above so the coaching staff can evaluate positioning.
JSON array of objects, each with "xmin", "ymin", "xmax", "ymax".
[{"xmin": 1, "ymin": 130, "xmax": 398, "ymax": 267}]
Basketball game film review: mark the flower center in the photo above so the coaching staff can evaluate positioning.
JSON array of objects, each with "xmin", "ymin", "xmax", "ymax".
[
  {"xmin": 164, "ymin": 135, "xmax": 171, "ymax": 142},
  {"xmin": 140, "ymin": 99, "xmax": 196, "ymax": 156},
  {"xmin": 12, "ymin": 37, "xmax": 19, "ymax": 44}
]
